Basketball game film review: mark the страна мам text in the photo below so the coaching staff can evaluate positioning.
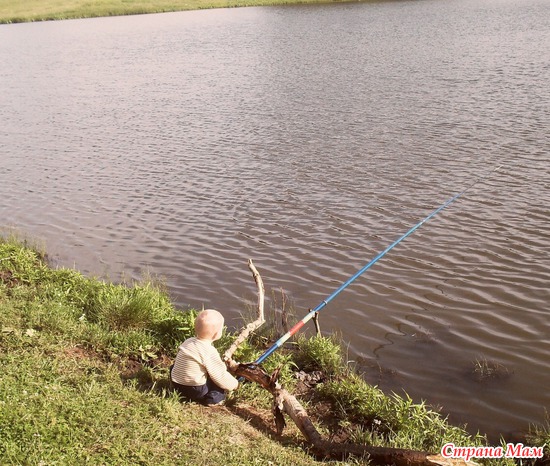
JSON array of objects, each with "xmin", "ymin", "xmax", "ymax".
[{"xmin": 441, "ymin": 443, "xmax": 545, "ymax": 462}]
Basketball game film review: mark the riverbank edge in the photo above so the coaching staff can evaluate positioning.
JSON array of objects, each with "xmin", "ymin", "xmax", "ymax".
[
  {"xmin": 0, "ymin": 236, "xmax": 548, "ymax": 464},
  {"xmin": 1, "ymin": 0, "xmax": 373, "ymax": 24}
]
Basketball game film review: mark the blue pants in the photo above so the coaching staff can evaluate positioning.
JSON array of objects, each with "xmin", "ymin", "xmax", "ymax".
[{"xmin": 170, "ymin": 367, "xmax": 225, "ymax": 405}]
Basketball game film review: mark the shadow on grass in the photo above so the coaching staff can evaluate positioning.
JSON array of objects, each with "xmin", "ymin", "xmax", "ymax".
[{"xmin": 117, "ymin": 357, "xmax": 307, "ymax": 448}]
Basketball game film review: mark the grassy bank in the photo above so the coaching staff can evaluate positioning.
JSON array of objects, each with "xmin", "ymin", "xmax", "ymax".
[
  {"xmin": 0, "ymin": 237, "xmax": 318, "ymax": 465},
  {"xmin": 0, "ymin": 0, "xmax": 353, "ymax": 24},
  {"xmin": 1, "ymin": 236, "xmax": 548, "ymax": 465}
]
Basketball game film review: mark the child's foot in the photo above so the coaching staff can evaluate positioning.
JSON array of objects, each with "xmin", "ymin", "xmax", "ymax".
[{"xmin": 204, "ymin": 400, "xmax": 225, "ymax": 407}]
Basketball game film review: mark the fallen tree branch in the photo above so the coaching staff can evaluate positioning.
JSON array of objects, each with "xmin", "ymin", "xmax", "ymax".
[
  {"xmin": 232, "ymin": 363, "xmax": 474, "ymax": 466},
  {"xmin": 223, "ymin": 259, "xmax": 265, "ymax": 362},
  {"xmin": 226, "ymin": 261, "xmax": 477, "ymax": 466}
]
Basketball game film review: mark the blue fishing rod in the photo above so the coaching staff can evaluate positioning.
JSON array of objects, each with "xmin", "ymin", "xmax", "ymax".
[{"xmin": 254, "ymin": 165, "xmax": 502, "ymax": 365}]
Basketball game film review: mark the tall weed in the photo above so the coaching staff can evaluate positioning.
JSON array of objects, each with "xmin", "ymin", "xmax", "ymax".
[
  {"xmin": 293, "ymin": 334, "xmax": 344, "ymax": 375},
  {"xmin": 318, "ymin": 373, "xmax": 484, "ymax": 451}
]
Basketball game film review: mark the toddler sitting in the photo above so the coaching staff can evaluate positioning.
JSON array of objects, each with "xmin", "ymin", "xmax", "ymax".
[{"xmin": 171, "ymin": 309, "xmax": 239, "ymax": 406}]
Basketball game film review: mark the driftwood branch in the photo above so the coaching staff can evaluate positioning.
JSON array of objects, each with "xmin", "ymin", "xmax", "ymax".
[
  {"xmin": 226, "ymin": 261, "xmax": 476, "ymax": 466},
  {"xmin": 232, "ymin": 363, "xmax": 474, "ymax": 466},
  {"xmin": 223, "ymin": 259, "xmax": 265, "ymax": 362}
]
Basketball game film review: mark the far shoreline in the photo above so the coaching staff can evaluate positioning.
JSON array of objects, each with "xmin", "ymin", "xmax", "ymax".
[{"xmin": 0, "ymin": 0, "xmax": 380, "ymax": 24}]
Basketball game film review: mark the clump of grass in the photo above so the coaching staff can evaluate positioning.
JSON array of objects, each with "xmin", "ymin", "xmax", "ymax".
[
  {"xmin": 0, "ymin": 236, "xmax": 199, "ymax": 361},
  {"xmin": 527, "ymin": 412, "xmax": 550, "ymax": 457},
  {"xmin": 87, "ymin": 282, "xmax": 171, "ymax": 330},
  {"xmin": 293, "ymin": 334, "xmax": 345, "ymax": 376},
  {"xmin": 317, "ymin": 372, "xmax": 486, "ymax": 452},
  {"xmin": 471, "ymin": 356, "xmax": 513, "ymax": 382}
]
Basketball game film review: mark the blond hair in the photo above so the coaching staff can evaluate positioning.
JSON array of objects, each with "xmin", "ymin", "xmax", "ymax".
[{"xmin": 195, "ymin": 309, "xmax": 224, "ymax": 341}]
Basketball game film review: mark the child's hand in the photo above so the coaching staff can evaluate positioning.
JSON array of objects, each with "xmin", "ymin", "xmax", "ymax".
[{"xmin": 225, "ymin": 359, "xmax": 238, "ymax": 371}]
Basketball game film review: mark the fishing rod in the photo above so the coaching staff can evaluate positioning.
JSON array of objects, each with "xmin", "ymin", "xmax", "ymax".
[{"xmin": 254, "ymin": 165, "xmax": 502, "ymax": 365}]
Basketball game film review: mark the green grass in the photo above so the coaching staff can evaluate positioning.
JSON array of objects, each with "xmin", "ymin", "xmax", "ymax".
[
  {"xmin": 0, "ymin": 0, "xmax": 365, "ymax": 23},
  {"xmin": 0, "ymin": 346, "xmax": 317, "ymax": 465},
  {"xmin": 0, "ymin": 237, "xmax": 320, "ymax": 465},
  {"xmin": 1, "ymin": 236, "xmax": 547, "ymax": 465},
  {"xmin": 526, "ymin": 411, "xmax": 550, "ymax": 456},
  {"xmin": 316, "ymin": 373, "xmax": 481, "ymax": 451},
  {"xmin": 293, "ymin": 334, "xmax": 345, "ymax": 375}
]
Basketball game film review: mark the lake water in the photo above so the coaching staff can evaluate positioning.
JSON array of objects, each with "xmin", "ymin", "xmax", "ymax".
[{"xmin": 1, "ymin": 0, "xmax": 548, "ymax": 443}]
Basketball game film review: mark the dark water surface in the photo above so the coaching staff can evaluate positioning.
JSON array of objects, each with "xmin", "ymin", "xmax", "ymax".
[{"xmin": 1, "ymin": 0, "xmax": 549, "ymax": 442}]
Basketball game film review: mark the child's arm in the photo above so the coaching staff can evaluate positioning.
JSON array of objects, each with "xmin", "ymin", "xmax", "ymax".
[{"xmin": 204, "ymin": 345, "xmax": 239, "ymax": 391}]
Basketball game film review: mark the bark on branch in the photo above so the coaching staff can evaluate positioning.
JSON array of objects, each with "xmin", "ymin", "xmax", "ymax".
[
  {"xmin": 226, "ymin": 261, "xmax": 477, "ymax": 466},
  {"xmin": 223, "ymin": 259, "xmax": 265, "ymax": 362}
]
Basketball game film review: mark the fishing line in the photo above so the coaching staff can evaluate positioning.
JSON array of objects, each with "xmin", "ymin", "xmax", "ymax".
[{"xmin": 254, "ymin": 164, "xmax": 503, "ymax": 365}]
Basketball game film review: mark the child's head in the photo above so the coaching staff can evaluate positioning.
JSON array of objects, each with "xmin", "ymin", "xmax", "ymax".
[{"xmin": 195, "ymin": 309, "xmax": 224, "ymax": 341}]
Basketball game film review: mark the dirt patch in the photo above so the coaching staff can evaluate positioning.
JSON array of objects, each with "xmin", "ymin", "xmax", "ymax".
[
  {"xmin": 119, "ymin": 353, "xmax": 172, "ymax": 378},
  {"xmin": 116, "ymin": 354, "xmax": 175, "ymax": 396},
  {"xmin": 228, "ymin": 400, "xmax": 310, "ymax": 449},
  {"xmin": 294, "ymin": 372, "xmax": 357, "ymax": 444},
  {"xmin": 63, "ymin": 346, "xmax": 99, "ymax": 360},
  {"xmin": 225, "ymin": 370, "xmax": 355, "ymax": 446},
  {"xmin": 119, "ymin": 358, "xmax": 144, "ymax": 379},
  {"xmin": 0, "ymin": 269, "xmax": 20, "ymax": 288},
  {"xmin": 151, "ymin": 354, "xmax": 172, "ymax": 368}
]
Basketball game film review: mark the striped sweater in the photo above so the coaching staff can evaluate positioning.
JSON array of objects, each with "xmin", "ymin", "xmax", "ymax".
[{"xmin": 171, "ymin": 337, "xmax": 239, "ymax": 391}]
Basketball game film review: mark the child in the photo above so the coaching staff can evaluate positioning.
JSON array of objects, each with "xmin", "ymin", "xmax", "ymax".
[{"xmin": 171, "ymin": 309, "xmax": 239, "ymax": 406}]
